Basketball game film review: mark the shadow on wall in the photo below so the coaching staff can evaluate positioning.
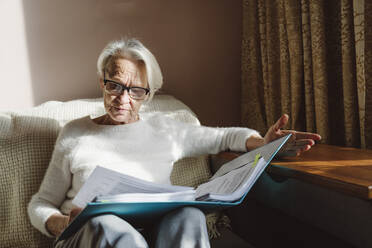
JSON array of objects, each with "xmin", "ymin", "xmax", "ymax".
[
  {"xmin": 21, "ymin": 0, "xmax": 122, "ymax": 104},
  {"xmin": 21, "ymin": 0, "xmax": 242, "ymax": 126}
]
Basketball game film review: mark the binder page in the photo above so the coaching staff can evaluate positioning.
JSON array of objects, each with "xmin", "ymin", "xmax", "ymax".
[
  {"xmin": 72, "ymin": 166, "xmax": 193, "ymax": 208},
  {"xmin": 195, "ymin": 158, "xmax": 266, "ymax": 201},
  {"xmin": 211, "ymin": 135, "xmax": 290, "ymax": 180}
]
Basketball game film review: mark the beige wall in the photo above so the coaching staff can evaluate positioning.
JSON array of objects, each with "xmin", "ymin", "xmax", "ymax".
[{"xmin": 0, "ymin": 0, "xmax": 242, "ymax": 126}]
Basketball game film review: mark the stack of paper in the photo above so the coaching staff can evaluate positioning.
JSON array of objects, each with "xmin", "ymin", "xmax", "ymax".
[
  {"xmin": 72, "ymin": 166, "xmax": 194, "ymax": 208},
  {"xmin": 95, "ymin": 190, "xmax": 196, "ymax": 203}
]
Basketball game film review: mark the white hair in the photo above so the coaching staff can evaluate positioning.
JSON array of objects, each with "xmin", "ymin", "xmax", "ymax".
[{"xmin": 97, "ymin": 38, "xmax": 163, "ymax": 101}]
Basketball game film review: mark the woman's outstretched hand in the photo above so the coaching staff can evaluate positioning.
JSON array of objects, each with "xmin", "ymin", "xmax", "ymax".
[
  {"xmin": 264, "ymin": 114, "xmax": 321, "ymax": 156},
  {"xmin": 245, "ymin": 114, "xmax": 321, "ymax": 156}
]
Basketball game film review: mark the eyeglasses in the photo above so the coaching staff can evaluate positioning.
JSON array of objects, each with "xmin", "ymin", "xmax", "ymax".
[{"xmin": 103, "ymin": 71, "xmax": 150, "ymax": 100}]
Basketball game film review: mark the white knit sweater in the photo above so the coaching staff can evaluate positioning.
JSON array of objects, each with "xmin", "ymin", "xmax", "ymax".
[{"xmin": 28, "ymin": 113, "xmax": 260, "ymax": 237}]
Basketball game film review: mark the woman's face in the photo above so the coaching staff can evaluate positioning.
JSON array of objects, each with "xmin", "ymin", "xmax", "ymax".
[{"xmin": 100, "ymin": 58, "xmax": 148, "ymax": 124}]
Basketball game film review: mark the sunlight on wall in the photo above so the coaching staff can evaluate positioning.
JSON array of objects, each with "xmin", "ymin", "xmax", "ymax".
[{"xmin": 0, "ymin": 0, "xmax": 33, "ymax": 110}]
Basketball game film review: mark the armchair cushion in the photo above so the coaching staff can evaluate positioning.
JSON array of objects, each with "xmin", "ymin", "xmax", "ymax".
[{"xmin": 0, "ymin": 95, "xmax": 212, "ymax": 247}]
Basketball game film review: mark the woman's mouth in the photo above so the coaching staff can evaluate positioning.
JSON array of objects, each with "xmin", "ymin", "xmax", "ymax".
[{"xmin": 112, "ymin": 106, "xmax": 130, "ymax": 113}]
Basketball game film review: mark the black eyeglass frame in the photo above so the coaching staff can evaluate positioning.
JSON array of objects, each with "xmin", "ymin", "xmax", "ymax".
[{"xmin": 103, "ymin": 70, "xmax": 150, "ymax": 99}]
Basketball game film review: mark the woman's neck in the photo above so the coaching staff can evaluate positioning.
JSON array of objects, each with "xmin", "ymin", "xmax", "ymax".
[{"xmin": 93, "ymin": 114, "xmax": 139, "ymax": 125}]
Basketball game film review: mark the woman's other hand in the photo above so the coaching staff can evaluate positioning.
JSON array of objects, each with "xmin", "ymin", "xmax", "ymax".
[
  {"xmin": 45, "ymin": 207, "xmax": 83, "ymax": 236},
  {"xmin": 45, "ymin": 213, "xmax": 69, "ymax": 237},
  {"xmin": 265, "ymin": 114, "xmax": 321, "ymax": 156}
]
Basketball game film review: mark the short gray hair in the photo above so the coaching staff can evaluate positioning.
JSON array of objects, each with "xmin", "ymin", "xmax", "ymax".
[{"xmin": 97, "ymin": 38, "xmax": 163, "ymax": 101}]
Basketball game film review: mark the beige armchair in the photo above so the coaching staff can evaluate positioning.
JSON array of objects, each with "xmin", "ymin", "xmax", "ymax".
[{"xmin": 0, "ymin": 95, "xmax": 253, "ymax": 248}]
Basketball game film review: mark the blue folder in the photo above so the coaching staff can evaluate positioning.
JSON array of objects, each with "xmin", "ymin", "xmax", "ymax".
[
  {"xmin": 58, "ymin": 199, "xmax": 242, "ymax": 241},
  {"xmin": 57, "ymin": 134, "xmax": 291, "ymax": 241}
]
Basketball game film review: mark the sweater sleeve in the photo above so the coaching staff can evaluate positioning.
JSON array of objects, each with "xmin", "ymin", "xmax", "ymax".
[
  {"xmin": 27, "ymin": 128, "xmax": 73, "ymax": 237},
  {"xmin": 159, "ymin": 117, "xmax": 261, "ymax": 160}
]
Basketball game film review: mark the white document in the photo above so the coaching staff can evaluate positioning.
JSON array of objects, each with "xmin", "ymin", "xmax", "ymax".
[
  {"xmin": 95, "ymin": 190, "xmax": 196, "ymax": 203},
  {"xmin": 195, "ymin": 157, "xmax": 266, "ymax": 202},
  {"xmin": 72, "ymin": 166, "xmax": 194, "ymax": 208}
]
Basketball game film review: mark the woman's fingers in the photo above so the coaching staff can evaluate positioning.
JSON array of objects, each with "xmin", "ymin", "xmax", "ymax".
[
  {"xmin": 264, "ymin": 114, "xmax": 290, "ymax": 144},
  {"xmin": 267, "ymin": 115, "xmax": 321, "ymax": 157},
  {"xmin": 282, "ymin": 130, "xmax": 321, "ymax": 141},
  {"xmin": 278, "ymin": 139, "xmax": 314, "ymax": 157},
  {"xmin": 283, "ymin": 144, "xmax": 312, "ymax": 153},
  {"xmin": 266, "ymin": 115, "xmax": 321, "ymax": 157},
  {"xmin": 277, "ymin": 149, "xmax": 302, "ymax": 157},
  {"xmin": 273, "ymin": 114, "xmax": 289, "ymax": 132},
  {"xmin": 289, "ymin": 139, "xmax": 315, "ymax": 147},
  {"xmin": 284, "ymin": 140, "xmax": 313, "ymax": 150}
]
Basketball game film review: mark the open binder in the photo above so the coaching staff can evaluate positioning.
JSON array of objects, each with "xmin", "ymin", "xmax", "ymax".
[{"xmin": 58, "ymin": 134, "xmax": 291, "ymax": 241}]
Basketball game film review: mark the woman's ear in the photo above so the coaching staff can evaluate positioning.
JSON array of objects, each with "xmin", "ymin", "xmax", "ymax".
[{"xmin": 99, "ymin": 78, "xmax": 104, "ymax": 89}]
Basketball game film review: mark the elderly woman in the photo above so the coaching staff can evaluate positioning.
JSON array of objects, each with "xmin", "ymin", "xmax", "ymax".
[{"xmin": 28, "ymin": 39, "xmax": 321, "ymax": 248}]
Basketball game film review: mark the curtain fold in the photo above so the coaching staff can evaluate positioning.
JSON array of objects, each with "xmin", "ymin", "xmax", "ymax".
[
  {"xmin": 365, "ymin": 1, "xmax": 372, "ymax": 148},
  {"xmin": 242, "ymin": 0, "xmax": 370, "ymax": 148}
]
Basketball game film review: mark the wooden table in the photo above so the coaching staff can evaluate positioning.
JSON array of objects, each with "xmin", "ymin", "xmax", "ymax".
[
  {"xmin": 214, "ymin": 144, "xmax": 372, "ymax": 247},
  {"xmin": 268, "ymin": 144, "xmax": 372, "ymax": 200}
]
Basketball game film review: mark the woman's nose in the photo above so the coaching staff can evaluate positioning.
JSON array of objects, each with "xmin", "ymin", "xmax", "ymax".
[{"xmin": 118, "ymin": 89, "xmax": 131, "ymax": 102}]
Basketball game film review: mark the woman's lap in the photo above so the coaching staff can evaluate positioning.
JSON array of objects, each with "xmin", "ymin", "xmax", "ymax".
[{"xmin": 54, "ymin": 207, "xmax": 210, "ymax": 248}]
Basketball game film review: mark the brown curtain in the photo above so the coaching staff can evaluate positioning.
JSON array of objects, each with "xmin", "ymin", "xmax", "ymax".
[{"xmin": 241, "ymin": 0, "xmax": 372, "ymax": 148}]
